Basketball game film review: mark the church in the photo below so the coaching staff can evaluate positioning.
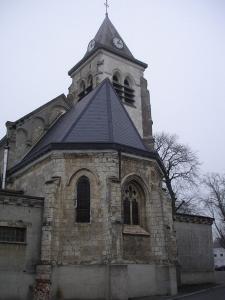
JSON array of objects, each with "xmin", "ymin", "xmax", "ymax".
[{"xmin": 0, "ymin": 10, "xmax": 214, "ymax": 300}]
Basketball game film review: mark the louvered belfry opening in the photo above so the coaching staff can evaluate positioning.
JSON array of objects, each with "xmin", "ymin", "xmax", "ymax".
[
  {"xmin": 76, "ymin": 176, "xmax": 90, "ymax": 223},
  {"xmin": 112, "ymin": 75, "xmax": 123, "ymax": 100},
  {"xmin": 112, "ymin": 76, "xmax": 135, "ymax": 104},
  {"xmin": 78, "ymin": 76, "xmax": 94, "ymax": 101},
  {"xmin": 123, "ymin": 78, "xmax": 135, "ymax": 104},
  {"xmin": 123, "ymin": 183, "xmax": 139, "ymax": 225}
]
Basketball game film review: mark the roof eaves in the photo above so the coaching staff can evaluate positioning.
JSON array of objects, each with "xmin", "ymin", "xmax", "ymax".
[{"xmin": 8, "ymin": 142, "xmax": 159, "ymax": 176}]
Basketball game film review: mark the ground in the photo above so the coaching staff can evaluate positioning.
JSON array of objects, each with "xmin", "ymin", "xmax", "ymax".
[{"xmin": 134, "ymin": 271, "xmax": 225, "ymax": 300}]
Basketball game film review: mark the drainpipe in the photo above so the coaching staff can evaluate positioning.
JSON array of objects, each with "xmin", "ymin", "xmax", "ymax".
[{"xmin": 2, "ymin": 143, "xmax": 9, "ymax": 190}]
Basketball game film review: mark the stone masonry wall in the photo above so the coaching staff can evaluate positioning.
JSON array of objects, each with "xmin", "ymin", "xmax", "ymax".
[{"xmin": 121, "ymin": 154, "xmax": 176, "ymax": 264}]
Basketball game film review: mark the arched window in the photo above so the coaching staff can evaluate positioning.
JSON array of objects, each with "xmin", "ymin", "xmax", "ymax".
[
  {"xmin": 78, "ymin": 80, "xmax": 86, "ymax": 100},
  {"xmin": 123, "ymin": 77, "xmax": 135, "ymax": 104},
  {"xmin": 124, "ymin": 78, "xmax": 130, "ymax": 87},
  {"xmin": 86, "ymin": 75, "xmax": 93, "ymax": 93},
  {"xmin": 80, "ymin": 80, "xmax": 86, "ymax": 92},
  {"xmin": 76, "ymin": 176, "xmax": 90, "ymax": 223},
  {"xmin": 113, "ymin": 74, "xmax": 119, "ymax": 82},
  {"xmin": 122, "ymin": 182, "xmax": 141, "ymax": 225}
]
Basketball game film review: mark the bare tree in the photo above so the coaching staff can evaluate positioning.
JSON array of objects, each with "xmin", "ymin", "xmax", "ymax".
[
  {"xmin": 202, "ymin": 173, "xmax": 225, "ymax": 248},
  {"xmin": 154, "ymin": 132, "xmax": 200, "ymax": 214}
]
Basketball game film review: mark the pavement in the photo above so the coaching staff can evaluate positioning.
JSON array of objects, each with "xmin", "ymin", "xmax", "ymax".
[{"xmin": 132, "ymin": 282, "xmax": 225, "ymax": 300}]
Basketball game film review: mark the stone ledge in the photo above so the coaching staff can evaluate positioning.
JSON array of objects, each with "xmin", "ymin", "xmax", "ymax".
[{"xmin": 123, "ymin": 225, "xmax": 150, "ymax": 236}]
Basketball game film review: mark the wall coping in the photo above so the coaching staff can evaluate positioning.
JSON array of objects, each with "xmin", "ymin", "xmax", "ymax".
[{"xmin": 175, "ymin": 213, "xmax": 214, "ymax": 225}]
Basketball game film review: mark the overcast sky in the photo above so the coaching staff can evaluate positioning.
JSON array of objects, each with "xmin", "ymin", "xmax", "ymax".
[{"xmin": 0, "ymin": 0, "xmax": 225, "ymax": 174}]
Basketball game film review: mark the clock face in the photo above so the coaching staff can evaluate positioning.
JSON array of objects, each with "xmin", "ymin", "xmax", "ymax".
[
  {"xmin": 87, "ymin": 39, "xmax": 95, "ymax": 52},
  {"xmin": 113, "ymin": 37, "xmax": 124, "ymax": 49}
]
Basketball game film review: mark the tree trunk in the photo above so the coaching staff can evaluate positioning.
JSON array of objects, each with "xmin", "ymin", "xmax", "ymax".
[{"xmin": 165, "ymin": 177, "xmax": 176, "ymax": 215}]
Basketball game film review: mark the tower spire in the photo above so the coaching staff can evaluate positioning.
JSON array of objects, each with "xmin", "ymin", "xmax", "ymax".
[{"xmin": 104, "ymin": 0, "xmax": 109, "ymax": 17}]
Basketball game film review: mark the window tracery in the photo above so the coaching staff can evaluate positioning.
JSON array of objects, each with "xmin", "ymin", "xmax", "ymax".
[{"xmin": 122, "ymin": 182, "xmax": 141, "ymax": 225}]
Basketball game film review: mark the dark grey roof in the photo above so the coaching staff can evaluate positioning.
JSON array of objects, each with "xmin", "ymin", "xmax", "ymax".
[
  {"xmin": 68, "ymin": 16, "xmax": 147, "ymax": 76},
  {"xmin": 10, "ymin": 79, "xmax": 158, "ymax": 173},
  {"xmin": 91, "ymin": 15, "xmax": 134, "ymax": 59},
  {"xmin": 25, "ymin": 79, "xmax": 146, "ymax": 155}
]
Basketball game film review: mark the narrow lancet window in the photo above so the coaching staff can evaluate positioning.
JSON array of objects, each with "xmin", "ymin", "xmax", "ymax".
[
  {"xmin": 78, "ymin": 80, "xmax": 86, "ymax": 100},
  {"xmin": 87, "ymin": 75, "xmax": 93, "ymax": 93},
  {"xmin": 76, "ymin": 176, "xmax": 90, "ymax": 223}
]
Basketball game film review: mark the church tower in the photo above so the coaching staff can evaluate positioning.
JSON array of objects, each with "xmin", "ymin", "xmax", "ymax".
[{"xmin": 67, "ymin": 15, "xmax": 154, "ymax": 149}]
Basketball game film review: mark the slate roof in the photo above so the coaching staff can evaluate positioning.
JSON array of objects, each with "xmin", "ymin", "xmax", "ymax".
[
  {"xmin": 68, "ymin": 16, "xmax": 147, "ymax": 76},
  {"xmin": 90, "ymin": 15, "xmax": 134, "ymax": 60},
  {"xmin": 10, "ymin": 79, "xmax": 160, "ymax": 174}
]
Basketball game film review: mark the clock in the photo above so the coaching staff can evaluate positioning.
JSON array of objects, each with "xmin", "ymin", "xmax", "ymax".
[
  {"xmin": 113, "ymin": 37, "xmax": 124, "ymax": 49},
  {"xmin": 87, "ymin": 39, "xmax": 95, "ymax": 52}
]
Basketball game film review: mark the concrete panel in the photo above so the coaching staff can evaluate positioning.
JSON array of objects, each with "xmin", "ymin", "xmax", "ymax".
[
  {"xmin": 175, "ymin": 220, "xmax": 214, "ymax": 285},
  {"xmin": 52, "ymin": 265, "xmax": 106, "ymax": 299},
  {"xmin": 128, "ymin": 264, "xmax": 157, "ymax": 297},
  {"xmin": 0, "ymin": 271, "xmax": 34, "ymax": 300},
  {"xmin": 110, "ymin": 265, "xmax": 128, "ymax": 300},
  {"xmin": 181, "ymin": 271, "xmax": 215, "ymax": 285}
]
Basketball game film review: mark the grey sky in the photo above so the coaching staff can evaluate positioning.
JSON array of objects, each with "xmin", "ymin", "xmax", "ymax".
[{"xmin": 0, "ymin": 0, "xmax": 225, "ymax": 173}]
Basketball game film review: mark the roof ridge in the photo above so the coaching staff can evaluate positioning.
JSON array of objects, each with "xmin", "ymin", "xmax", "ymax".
[
  {"xmin": 106, "ymin": 80, "xmax": 113, "ymax": 142},
  {"xmin": 62, "ymin": 80, "xmax": 106, "ymax": 142}
]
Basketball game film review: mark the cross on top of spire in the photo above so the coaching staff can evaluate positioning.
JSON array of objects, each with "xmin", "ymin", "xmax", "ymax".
[{"xmin": 104, "ymin": 0, "xmax": 109, "ymax": 16}]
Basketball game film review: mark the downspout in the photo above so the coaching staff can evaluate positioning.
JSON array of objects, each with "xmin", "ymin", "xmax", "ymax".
[{"xmin": 2, "ymin": 141, "xmax": 9, "ymax": 190}]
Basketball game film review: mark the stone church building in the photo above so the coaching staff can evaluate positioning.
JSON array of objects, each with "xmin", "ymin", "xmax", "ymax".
[{"xmin": 0, "ymin": 14, "xmax": 214, "ymax": 300}]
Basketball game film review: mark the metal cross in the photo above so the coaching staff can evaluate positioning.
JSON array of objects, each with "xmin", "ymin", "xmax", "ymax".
[{"xmin": 104, "ymin": 0, "xmax": 109, "ymax": 16}]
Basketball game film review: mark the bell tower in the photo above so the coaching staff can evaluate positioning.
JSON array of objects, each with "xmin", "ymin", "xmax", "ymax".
[{"xmin": 67, "ymin": 15, "xmax": 154, "ymax": 149}]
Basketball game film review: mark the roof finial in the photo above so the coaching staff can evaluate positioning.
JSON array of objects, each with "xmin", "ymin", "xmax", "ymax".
[{"xmin": 104, "ymin": 0, "xmax": 109, "ymax": 17}]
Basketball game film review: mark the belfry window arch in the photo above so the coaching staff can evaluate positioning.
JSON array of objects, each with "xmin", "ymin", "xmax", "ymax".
[
  {"xmin": 87, "ymin": 75, "xmax": 93, "ymax": 93},
  {"xmin": 80, "ymin": 80, "xmax": 86, "ymax": 92},
  {"xmin": 78, "ymin": 80, "xmax": 86, "ymax": 100},
  {"xmin": 76, "ymin": 175, "xmax": 90, "ymax": 223},
  {"xmin": 122, "ymin": 181, "xmax": 145, "ymax": 226}
]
